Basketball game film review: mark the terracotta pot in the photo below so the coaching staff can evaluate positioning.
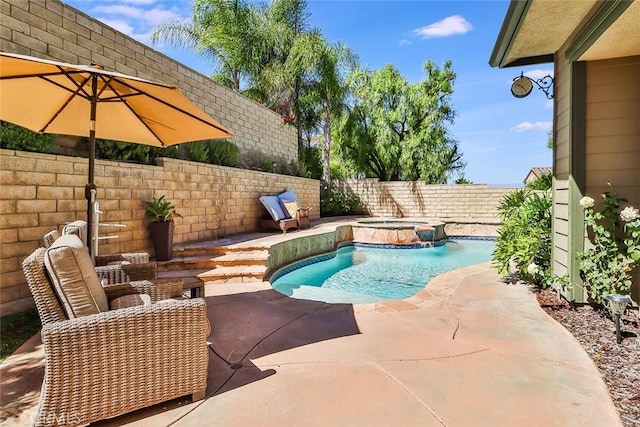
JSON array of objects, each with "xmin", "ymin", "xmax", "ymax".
[{"xmin": 149, "ymin": 221, "xmax": 174, "ymax": 261}]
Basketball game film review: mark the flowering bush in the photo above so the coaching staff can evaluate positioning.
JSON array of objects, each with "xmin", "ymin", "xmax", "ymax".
[{"xmin": 577, "ymin": 184, "xmax": 640, "ymax": 304}]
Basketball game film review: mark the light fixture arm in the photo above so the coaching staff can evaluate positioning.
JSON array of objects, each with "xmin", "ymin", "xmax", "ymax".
[{"xmin": 516, "ymin": 72, "xmax": 554, "ymax": 99}]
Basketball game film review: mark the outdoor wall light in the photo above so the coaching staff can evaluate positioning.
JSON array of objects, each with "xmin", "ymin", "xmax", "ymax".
[
  {"xmin": 605, "ymin": 294, "xmax": 632, "ymax": 344},
  {"xmin": 510, "ymin": 72, "xmax": 554, "ymax": 99}
]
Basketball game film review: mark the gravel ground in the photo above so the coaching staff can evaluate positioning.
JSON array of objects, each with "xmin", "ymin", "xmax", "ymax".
[{"xmin": 533, "ymin": 287, "xmax": 640, "ymax": 427}]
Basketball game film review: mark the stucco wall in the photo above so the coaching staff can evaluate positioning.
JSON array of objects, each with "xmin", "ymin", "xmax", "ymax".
[
  {"xmin": 335, "ymin": 179, "xmax": 515, "ymax": 220},
  {"xmin": 0, "ymin": 149, "xmax": 319, "ymax": 314},
  {"xmin": 0, "ymin": 0, "xmax": 297, "ymax": 163}
]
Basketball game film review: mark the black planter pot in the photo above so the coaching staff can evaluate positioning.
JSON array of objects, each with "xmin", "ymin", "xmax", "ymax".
[{"xmin": 149, "ymin": 221, "xmax": 174, "ymax": 261}]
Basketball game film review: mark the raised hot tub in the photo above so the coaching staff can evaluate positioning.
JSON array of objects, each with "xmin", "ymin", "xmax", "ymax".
[{"xmin": 352, "ymin": 219, "xmax": 447, "ymax": 246}]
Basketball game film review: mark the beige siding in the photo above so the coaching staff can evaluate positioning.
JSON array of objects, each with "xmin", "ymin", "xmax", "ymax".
[
  {"xmin": 551, "ymin": 49, "xmax": 573, "ymax": 296},
  {"xmin": 585, "ymin": 57, "xmax": 640, "ymax": 207},
  {"xmin": 584, "ymin": 57, "xmax": 640, "ymax": 304}
]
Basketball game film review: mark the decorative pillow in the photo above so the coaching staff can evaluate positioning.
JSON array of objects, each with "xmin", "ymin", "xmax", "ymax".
[
  {"xmin": 277, "ymin": 189, "xmax": 299, "ymax": 203},
  {"xmin": 281, "ymin": 200, "xmax": 300, "ymax": 219},
  {"xmin": 44, "ymin": 234, "xmax": 109, "ymax": 318},
  {"xmin": 259, "ymin": 195, "xmax": 291, "ymax": 221}
]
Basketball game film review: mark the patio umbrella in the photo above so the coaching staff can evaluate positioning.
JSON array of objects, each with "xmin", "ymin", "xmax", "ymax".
[{"xmin": 0, "ymin": 52, "xmax": 233, "ymax": 255}]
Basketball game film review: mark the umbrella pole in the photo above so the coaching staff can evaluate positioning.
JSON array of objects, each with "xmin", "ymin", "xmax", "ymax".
[{"xmin": 86, "ymin": 75, "xmax": 98, "ymax": 260}]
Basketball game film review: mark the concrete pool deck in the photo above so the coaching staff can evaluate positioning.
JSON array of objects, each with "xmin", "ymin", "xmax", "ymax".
[{"xmin": 0, "ymin": 220, "xmax": 621, "ymax": 426}]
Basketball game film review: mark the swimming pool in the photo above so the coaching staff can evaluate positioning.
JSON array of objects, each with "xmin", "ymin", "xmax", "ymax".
[{"xmin": 271, "ymin": 239, "xmax": 495, "ymax": 304}]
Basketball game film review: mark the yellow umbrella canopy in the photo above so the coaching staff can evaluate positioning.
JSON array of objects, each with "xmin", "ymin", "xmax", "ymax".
[
  {"xmin": 0, "ymin": 52, "xmax": 233, "ymax": 146},
  {"xmin": 0, "ymin": 51, "xmax": 234, "ymax": 254}
]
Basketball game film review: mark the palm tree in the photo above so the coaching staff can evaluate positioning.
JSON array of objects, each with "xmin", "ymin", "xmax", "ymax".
[
  {"xmin": 298, "ymin": 41, "xmax": 358, "ymax": 182},
  {"xmin": 151, "ymin": 0, "xmax": 262, "ymax": 92}
]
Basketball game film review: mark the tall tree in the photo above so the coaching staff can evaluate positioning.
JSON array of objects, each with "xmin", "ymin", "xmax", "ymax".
[
  {"xmin": 335, "ymin": 61, "xmax": 464, "ymax": 183},
  {"xmin": 292, "ymin": 40, "xmax": 357, "ymax": 182},
  {"xmin": 151, "ymin": 0, "xmax": 262, "ymax": 92}
]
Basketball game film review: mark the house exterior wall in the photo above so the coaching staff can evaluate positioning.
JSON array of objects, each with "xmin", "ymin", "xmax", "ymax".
[
  {"xmin": 552, "ymin": 52, "xmax": 640, "ymax": 303},
  {"xmin": 551, "ymin": 46, "xmax": 578, "ymax": 300},
  {"xmin": 0, "ymin": 0, "xmax": 298, "ymax": 163},
  {"xmin": 584, "ymin": 56, "xmax": 640, "ymax": 304},
  {"xmin": 584, "ymin": 57, "xmax": 640, "ymax": 203},
  {"xmin": 0, "ymin": 149, "xmax": 320, "ymax": 315}
]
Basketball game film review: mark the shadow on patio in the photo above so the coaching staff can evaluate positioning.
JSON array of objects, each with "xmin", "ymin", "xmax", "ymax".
[{"xmin": 90, "ymin": 289, "xmax": 360, "ymax": 425}]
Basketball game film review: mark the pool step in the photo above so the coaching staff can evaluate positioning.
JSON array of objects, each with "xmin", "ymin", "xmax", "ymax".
[
  {"xmin": 197, "ymin": 265, "xmax": 267, "ymax": 284},
  {"xmin": 155, "ymin": 248, "xmax": 270, "ymax": 286},
  {"xmin": 212, "ymin": 250, "xmax": 269, "ymax": 267}
]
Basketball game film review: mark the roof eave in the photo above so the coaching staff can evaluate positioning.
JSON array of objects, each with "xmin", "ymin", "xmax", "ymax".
[{"xmin": 489, "ymin": 0, "xmax": 532, "ymax": 68}]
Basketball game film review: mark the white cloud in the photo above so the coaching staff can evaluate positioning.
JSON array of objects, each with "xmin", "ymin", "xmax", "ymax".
[
  {"xmin": 121, "ymin": 0, "xmax": 157, "ymax": 4},
  {"xmin": 144, "ymin": 8, "xmax": 181, "ymax": 25},
  {"xmin": 412, "ymin": 15, "xmax": 472, "ymax": 39},
  {"xmin": 91, "ymin": 4, "xmax": 181, "ymax": 24},
  {"xmin": 524, "ymin": 69, "xmax": 554, "ymax": 81},
  {"xmin": 512, "ymin": 121, "xmax": 552, "ymax": 132},
  {"xmin": 99, "ymin": 18, "xmax": 134, "ymax": 36},
  {"xmin": 399, "ymin": 39, "xmax": 411, "ymax": 46},
  {"xmin": 92, "ymin": 4, "xmax": 144, "ymax": 19}
]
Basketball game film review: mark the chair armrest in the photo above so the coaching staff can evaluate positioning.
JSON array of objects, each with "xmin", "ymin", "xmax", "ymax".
[
  {"xmin": 95, "ymin": 254, "xmax": 125, "ymax": 266},
  {"xmin": 95, "ymin": 263, "xmax": 128, "ymax": 284},
  {"xmin": 104, "ymin": 278, "xmax": 183, "ymax": 303},
  {"xmin": 121, "ymin": 262, "xmax": 157, "ymax": 281},
  {"xmin": 120, "ymin": 252, "xmax": 151, "ymax": 264},
  {"xmin": 38, "ymin": 299, "xmax": 209, "ymax": 427}
]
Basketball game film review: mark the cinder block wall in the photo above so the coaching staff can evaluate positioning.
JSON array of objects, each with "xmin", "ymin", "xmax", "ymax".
[
  {"xmin": 336, "ymin": 179, "xmax": 517, "ymax": 219},
  {"xmin": 0, "ymin": 149, "xmax": 319, "ymax": 314},
  {"xmin": 0, "ymin": 0, "xmax": 297, "ymax": 163}
]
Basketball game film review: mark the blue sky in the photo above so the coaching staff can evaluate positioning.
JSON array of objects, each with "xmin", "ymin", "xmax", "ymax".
[{"xmin": 64, "ymin": 0, "xmax": 553, "ymax": 186}]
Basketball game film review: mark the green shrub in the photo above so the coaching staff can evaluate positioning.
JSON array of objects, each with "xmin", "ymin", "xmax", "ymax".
[
  {"xmin": 320, "ymin": 183, "xmax": 366, "ymax": 216},
  {"xmin": 299, "ymin": 145, "xmax": 323, "ymax": 179},
  {"xmin": 0, "ymin": 121, "xmax": 55, "ymax": 153},
  {"xmin": 527, "ymin": 172, "xmax": 552, "ymax": 190},
  {"xmin": 492, "ymin": 188, "xmax": 564, "ymax": 288},
  {"xmin": 84, "ymin": 139, "xmax": 169, "ymax": 164},
  {"xmin": 207, "ymin": 139, "xmax": 239, "ymax": 167}
]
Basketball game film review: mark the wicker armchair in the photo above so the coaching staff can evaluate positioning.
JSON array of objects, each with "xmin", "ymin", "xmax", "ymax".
[
  {"xmin": 22, "ymin": 247, "xmax": 210, "ymax": 427},
  {"xmin": 48, "ymin": 222, "xmax": 158, "ymax": 284}
]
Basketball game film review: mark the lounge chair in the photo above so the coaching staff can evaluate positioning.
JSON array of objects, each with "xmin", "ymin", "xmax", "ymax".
[
  {"xmin": 22, "ymin": 234, "xmax": 209, "ymax": 427},
  {"xmin": 259, "ymin": 189, "xmax": 311, "ymax": 234}
]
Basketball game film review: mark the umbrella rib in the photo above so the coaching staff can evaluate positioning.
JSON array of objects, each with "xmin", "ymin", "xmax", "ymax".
[
  {"xmin": 94, "ymin": 75, "xmax": 166, "ymax": 145},
  {"xmin": 39, "ymin": 71, "xmax": 93, "ymax": 133}
]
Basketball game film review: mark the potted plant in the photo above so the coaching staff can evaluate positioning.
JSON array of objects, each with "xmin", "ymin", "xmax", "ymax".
[{"xmin": 145, "ymin": 195, "xmax": 181, "ymax": 261}]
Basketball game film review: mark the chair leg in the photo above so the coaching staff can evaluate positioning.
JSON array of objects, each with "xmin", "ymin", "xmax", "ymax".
[{"xmin": 192, "ymin": 389, "xmax": 206, "ymax": 402}]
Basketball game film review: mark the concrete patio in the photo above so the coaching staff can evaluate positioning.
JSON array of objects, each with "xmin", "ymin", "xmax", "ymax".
[{"xmin": 0, "ymin": 223, "xmax": 621, "ymax": 426}]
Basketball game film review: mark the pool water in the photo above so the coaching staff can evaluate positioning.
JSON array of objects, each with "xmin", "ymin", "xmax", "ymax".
[{"xmin": 271, "ymin": 239, "xmax": 495, "ymax": 304}]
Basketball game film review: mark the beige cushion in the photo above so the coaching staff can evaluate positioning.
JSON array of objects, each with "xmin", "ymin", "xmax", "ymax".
[
  {"xmin": 44, "ymin": 234, "xmax": 109, "ymax": 318},
  {"xmin": 281, "ymin": 200, "xmax": 300, "ymax": 219},
  {"xmin": 62, "ymin": 220, "xmax": 88, "ymax": 246}
]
